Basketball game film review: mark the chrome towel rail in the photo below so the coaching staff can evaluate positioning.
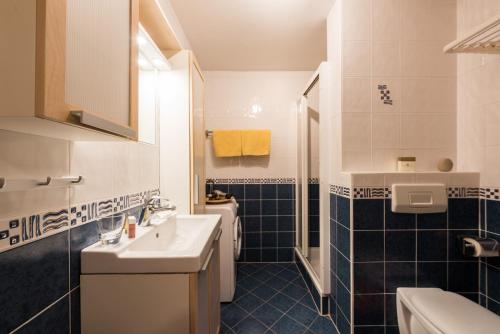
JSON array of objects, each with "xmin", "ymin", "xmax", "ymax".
[{"xmin": 0, "ymin": 176, "xmax": 84, "ymax": 192}]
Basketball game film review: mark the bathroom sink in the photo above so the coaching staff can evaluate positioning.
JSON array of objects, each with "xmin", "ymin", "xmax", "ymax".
[{"xmin": 81, "ymin": 214, "xmax": 221, "ymax": 274}]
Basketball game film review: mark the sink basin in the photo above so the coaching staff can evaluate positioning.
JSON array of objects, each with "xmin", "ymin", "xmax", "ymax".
[{"xmin": 81, "ymin": 214, "xmax": 221, "ymax": 274}]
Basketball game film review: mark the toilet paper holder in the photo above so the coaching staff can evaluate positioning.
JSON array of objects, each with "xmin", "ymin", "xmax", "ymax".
[{"xmin": 462, "ymin": 236, "xmax": 499, "ymax": 257}]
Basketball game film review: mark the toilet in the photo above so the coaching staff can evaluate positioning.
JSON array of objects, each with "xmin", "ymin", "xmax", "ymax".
[{"xmin": 397, "ymin": 288, "xmax": 500, "ymax": 334}]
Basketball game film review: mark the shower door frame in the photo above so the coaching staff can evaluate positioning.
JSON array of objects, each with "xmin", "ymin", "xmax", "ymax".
[{"xmin": 295, "ymin": 62, "xmax": 330, "ymax": 296}]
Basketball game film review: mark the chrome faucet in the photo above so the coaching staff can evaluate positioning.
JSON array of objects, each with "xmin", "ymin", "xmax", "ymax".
[{"xmin": 139, "ymin": 195, "xmax": 176, "ymax": 226}]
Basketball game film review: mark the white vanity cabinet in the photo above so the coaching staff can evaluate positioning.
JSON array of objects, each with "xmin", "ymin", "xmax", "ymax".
[
  {"xmin": 81, "ymin": 232, "xmax": 221, "ymax": 334},
  {"xmin": 0, "ymin": 0, "xmax": 139, "ymax": 140}
]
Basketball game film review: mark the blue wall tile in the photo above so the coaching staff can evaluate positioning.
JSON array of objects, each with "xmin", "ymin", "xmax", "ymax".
[
  {"xmin": 337, "ymin": 197, "xmax": 350, "ymax": 228},
  {"xmin": 338, "ymin": 224, "xmax": 351, "ymax": 259},
  {"xmin": 228, "ymin": 184, "xmax": 245, "ymax": 200},
  {"xmin": 354, "ymin": 294, "xmax": 384, "ymax": 325},
  {"xmin": 353, "ymin": 200, "xmax": 384, "ymax": 230},
  {"xmin": 417, "ymin": 230, "xmax": 447, "ymax": 261},
  {"xmin": 417, "ymin": 262, "xmax": 447, "ymax": 289},
  {"xmin": 245, "ymin": 184, "xmax": 261, "ymax": 199},
  {"xmin": 449, "ymin": 198, "xmax": 479, "ymax": 229},
  {"xmin": 354, "ymin": 263, "xmax": 384, "ymax": 294},
  {"xmin": 0, "ymin": 232, "xmax": 69, "ymax": 332},
  {"xmin": 71, "ymin": 288, "xmax": 81, "ymax": 334},
  {"xmin": 277, "ymin": 184, "xmax": 294, "ymax": 199},
  {"xmin": 385, "ymin": 231, "xmax": 416, "ymax": 261},
  {"xmin": 354, "ymin": 231, "xmax": 384, "ymax": 262},
  {"xmin": 70, "ymin": 221, "xmax": 99, "ymax": 289},
  {"xmin": 487, "ymin": 200, "xmax": 500, "ymax": 235},
  {"xmin": 448, "ymin": 262, "xmax": 479, "ymax": 293},
  {"xmin": 16, "ymin": 296, "xmax": 69, "ymax": 334},
  {"xmin": 385, "ymin": 262, "xmax": 416, "ymax": 293},
  {"xmin": 385, "ymin": 199, "xmax": 415, "ymax": 230},
  {"xmin": 417, "ymin": 212, "xmax": 447, "ymax": 230}
]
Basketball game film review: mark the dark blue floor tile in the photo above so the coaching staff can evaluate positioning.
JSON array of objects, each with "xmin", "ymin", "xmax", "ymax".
[
  {"xmin": 275, "ymin": 268, "xmax": 299, "ymax": 281},
  {"xmin": 266, "ymin": 276, "xmax": 289, "ymax": 291},
  {"xmin": 269, "ymin": 292, "xmax": 297, "ymax": 312},
  {"xmin": 221, "ymin": 303, "xmax": 250, "ymax": 328},
  {"xmin": 300, "ymin": 293, "xmax": 317, "ymax": 312},
  {"xmin": 221, "ymin": 322, "xmax": 235, "ymax": 333},
  {"xmin": 239, "ymin": 276, "xmax": 263, "ymax": 291},
  {"xmin": 253, "ymin": 268, "xmax": 276, "ymax": 282},
  {"xmin": 233, "ymin": 315, "xmax": 268, "ymax": 334},
  {"xmin": 252, "ymin": 303, "xmax": 284, "ymax": 327},
  {"xmin": 308, "ymin": 315, "xmax": 336, "ymax": 334},
  {"xmin": 281, "ymin": 283, "xmax": 308, "ymax": 301},
  {"xmin": 271, "ymin": 314, "xmax": 307, "ymax": 334},
  {"xmin": 236, "ymin": 293, "xmax": 264, "ymax": 313},
  {"xmin": 286, "ymin": 303, "xmax": 318, "ymax": 328},
  {"xmin": 252, "ymin": 284, "xmax": 279, "ymax": 301}
]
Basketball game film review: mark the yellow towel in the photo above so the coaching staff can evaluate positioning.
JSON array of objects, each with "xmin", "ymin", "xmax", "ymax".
[
  {"xmin": 213, "ymin": 130, "xmax": 242, "ymax": 157},
  {"xmin": 241, "ymin": 130, "xmax": 271, "ymax": 156}
]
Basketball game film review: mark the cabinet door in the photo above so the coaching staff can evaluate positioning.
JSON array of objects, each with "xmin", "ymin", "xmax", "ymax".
[
  {"xmin": 36, "ymin": 0, "xmax": 138, "ymax": 139},
  {"xmin": 191, "ymin": 57, "xmax": 206, "ymax": 213},
  {"xmin": 208, "ymin": 238, "xmax": 221, "ymax": 334}
]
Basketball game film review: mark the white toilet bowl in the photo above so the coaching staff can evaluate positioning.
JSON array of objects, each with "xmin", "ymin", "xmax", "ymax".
[{"xmin": 397, "ymin": 288, "xmax": 500, "ymax": 334}]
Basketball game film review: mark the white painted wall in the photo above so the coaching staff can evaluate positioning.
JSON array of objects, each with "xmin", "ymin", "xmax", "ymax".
[{"xmin": 204, "ymin": 71, "xmax": 311, "ymax": 179}]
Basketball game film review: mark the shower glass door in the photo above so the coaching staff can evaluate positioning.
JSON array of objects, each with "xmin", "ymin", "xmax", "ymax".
[{"xmin": 305, "ymin": 78, "xmax": 320, "ymax": 277}]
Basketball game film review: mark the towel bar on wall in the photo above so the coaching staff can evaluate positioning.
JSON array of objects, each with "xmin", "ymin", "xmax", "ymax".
[{"xmin": 0, "ymin": 176, "xmax": 84, "ymax": 192}]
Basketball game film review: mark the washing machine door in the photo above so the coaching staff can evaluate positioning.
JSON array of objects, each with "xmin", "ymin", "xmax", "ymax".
[{"xmin": 234, "ymin": 216, "xmax": 242, "ymax": 260}]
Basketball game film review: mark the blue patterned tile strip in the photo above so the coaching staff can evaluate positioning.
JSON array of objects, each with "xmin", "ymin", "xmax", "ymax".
[
  {"xmin": 0, "ymin": 188, "xmax": 159, "ymax": 254},
  {"xmin": 222, "ymin": 263, "xmax": 339, "ymax": 334}
]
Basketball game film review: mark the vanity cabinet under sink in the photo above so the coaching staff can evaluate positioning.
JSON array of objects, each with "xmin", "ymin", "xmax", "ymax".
[{"xmin": 80, "ymin": 215, "xmax": 221, "ymax": 334}]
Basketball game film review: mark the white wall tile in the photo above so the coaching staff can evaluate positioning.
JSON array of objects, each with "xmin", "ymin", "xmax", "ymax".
[
  {"xmin": 372, "ymin": 41, "xmax": 401, "ymax": 77},
  {"xmin": 204, "ymin": 71, "xmax": 311, "ymax": 179},
  {"xmin": 342, "ymin": 0, "xmax": 372, "ymax": 41},
  {"xmin": 372, "ymin": 113, "xmax": 401, "ymax": 149},
  {"xmin": 343, "ymin": 41, "xmax": 371, "ymax": 76},
  {"xmin": 342, "ymin": 113, "xmax": 372, "ymax": 150},
  {"xmin": 343, "ymin": 77, "xmax": 371, "ymax": 113},
  {"xmin": 373, "ymin": 0, "xmax": 401, "ymax": 41}
]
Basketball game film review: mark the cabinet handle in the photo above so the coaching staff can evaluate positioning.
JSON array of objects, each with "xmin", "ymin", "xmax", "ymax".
[
  {"xmin": 71, "ymin": 110, "xmax": 136, "ymax": 138},
  {"xmin": 215, "ymin": 228, "xmax": 222, "ymax": 241},
  {"xmin": 194, "ymin": 174, "xmax": 199, "ymax": 205},
  {"xmin": 201, "ymin": 248, "xmax": 214, "ymax": 271}
]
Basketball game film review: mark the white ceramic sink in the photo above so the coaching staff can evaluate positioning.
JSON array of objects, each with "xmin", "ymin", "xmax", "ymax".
[{"xmin": 81, "ymin": 213, "xmax": 221, "ymax": 274}]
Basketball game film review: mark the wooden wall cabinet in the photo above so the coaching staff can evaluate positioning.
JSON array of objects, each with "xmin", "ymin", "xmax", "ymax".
[{"xmin": 0, "ymin": 0, "xmax": 139, "ymax": 140}]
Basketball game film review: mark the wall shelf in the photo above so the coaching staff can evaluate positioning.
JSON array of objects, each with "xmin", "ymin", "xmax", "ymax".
[{"xmin": 444, "ymin": 14, "xmax": 500, "ymax": 54}]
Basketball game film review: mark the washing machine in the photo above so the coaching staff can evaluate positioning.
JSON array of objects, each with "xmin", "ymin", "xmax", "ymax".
[{"xmin": 205, "ymin": 199, "xmax": 241, "ymax": 302}]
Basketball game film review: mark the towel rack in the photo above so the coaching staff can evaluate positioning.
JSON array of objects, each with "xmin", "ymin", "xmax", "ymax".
[
  {"xmin": 0, "ymin": 176, "xmax": 84, "ymax": 192},
  {"xmin": 206, "ymin": 130, "xmax": 213, "ymax": 138}
]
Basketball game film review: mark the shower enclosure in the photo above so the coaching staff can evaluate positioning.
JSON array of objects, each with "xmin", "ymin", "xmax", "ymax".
[{"xmin": 295, "ymin": 63, "xmax": 330, "ymax": 310}]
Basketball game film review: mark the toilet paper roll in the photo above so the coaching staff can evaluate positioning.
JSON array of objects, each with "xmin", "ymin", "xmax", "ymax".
[{"xmin": 463, "ymin": 237, "xmax": 499, "ymax": 257}]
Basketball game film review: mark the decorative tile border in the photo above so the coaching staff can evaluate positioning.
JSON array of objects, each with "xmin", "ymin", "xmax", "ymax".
[
  {"xmin": 208, "ymin": 178, "xmax": 296, "ymax": 184},
  {"xmin": 481, "ymin": 187, "xmax": 500, "ymax": 200},
  {"xmin": 331, "ymin": 185, "xmax": 483, "ymax": 199},
  {"xmin": 0, "ymin": 188, "xmax": 160, "ymax": 254},
  {"xmin": 329, "ymin": 184, "xmax": 351, "ymax": 198},
  {"xmin": 308, "ymin": 178, "xmax": 319, "ymax": 184}
]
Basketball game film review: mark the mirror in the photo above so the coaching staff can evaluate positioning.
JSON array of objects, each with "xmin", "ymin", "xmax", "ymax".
[{"xmin": 137, "ymin": 25, "xmax": 170, "ymax": 144}]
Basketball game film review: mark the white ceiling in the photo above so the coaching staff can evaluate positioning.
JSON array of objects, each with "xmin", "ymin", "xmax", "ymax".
[{"xmin": 169, "ymin": 0, "xmax": 332, "ymax": 71}]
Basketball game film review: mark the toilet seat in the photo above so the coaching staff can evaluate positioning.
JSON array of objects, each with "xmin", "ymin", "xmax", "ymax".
[{"xmin": 397, "ymin": 288, "xmax": 500, "ymax": 334}]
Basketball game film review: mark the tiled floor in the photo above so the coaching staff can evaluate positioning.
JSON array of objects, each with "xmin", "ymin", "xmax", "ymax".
[{"xmin": 221, "ymin": 263, "xmax": 338, "ymax": 334}]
